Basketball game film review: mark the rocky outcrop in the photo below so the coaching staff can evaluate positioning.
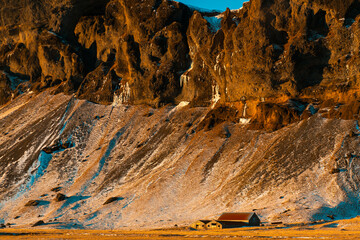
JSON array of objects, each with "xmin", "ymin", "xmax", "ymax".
[
  {"xmin": 184, "ymin": 0, "xmax": 360, "ymax": 107},
  {"xmin": 24, "ymin": 200, "xmax": 40, "ymax": 207},
  {"xmin": 54, "ymin": 193, "xmax": 67, "ymax": 202},
  {"xmin": 42, "ymin": 141, "xmax": 73, "ymax": 154},
  {"xmin": 1, "ymin": 0, "xmax": 360, "ymax": 128},
  {"xmin": 0, "ymin": 0, "xmax": 192, "ymax": 106}
]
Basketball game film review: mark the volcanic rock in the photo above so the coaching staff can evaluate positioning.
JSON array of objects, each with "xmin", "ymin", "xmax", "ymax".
[
  {"xmin": 0, "ymin": 0, "xmax": 360, "ymax": 120},
  {"xmin": 42, "ymin": 141, "xmax": 73, "ymax": 154},
  {"xmin": 25, "ymin": 200, "xmax": 40, "ymax": 207},
  {"xmin": 54, "ymin": 193, "xmax": 67, "ymax": 202},
  {"xmin": 32, "ymin": 220, "xmax": 45, "ymax": 227},
  {"xmin": 51, "ymin": 187, "xmax": 62, "ymax": 193},
  {"xmin": 103, "ymin": 197, "xmax": 123, "ymax": 205}
]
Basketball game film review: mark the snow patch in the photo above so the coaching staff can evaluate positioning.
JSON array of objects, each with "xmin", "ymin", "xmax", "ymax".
[
  {"xmin": 113, "ymin": 82, "xmax": 131, "ymax": 106},
  {"xmin": 214, "ymin": 54, "xmax": 223, "ymax": 75},
  {"xmin": 239, "ymin": 118, "xmax": 251, "ymax": 124},
  {"xmin": 355, "ymin": 121, "xmax": 360, "ymax": 132},
  {"xmin": 211, "ymin": 84, "xmax": 220, "ymax": 107},
  {"xmin": 81, "ymin": 127, "xmax": 127, "ymax": 193},
  {"xmin": 306, "ymin": 104, "xmax": 317, "ymax": 115},
  {"xmin": 180, "ymin": 62, "xmax": 193, "ymax": 88},
  {"xmin": 16, "ymin": 146, "xmax": 35, "ymax": 171},
  {"xmin": 239, "ymin": 103, "xmax": 251, "ymax": 124},
  {"xmin": 177, "ymin": 101, "xmax": 190, "ymax": 108},
  {"xmin": 242, "ymin": 102, "xmax": 248, "ymax": 117},
  {"xmin": 59, "ymin": 99, "xmax": 75, "ymax": 135},
  {"xmin": 167, "ymin": 101, "xmax": 190, "ymax": 117},
  {"xmin": 27, "ymin": 151, "xmax": 53, "ymax": 189},
  {"xmin": 204, "ymin": 16, "xmax": 222, "ymax": 33}
]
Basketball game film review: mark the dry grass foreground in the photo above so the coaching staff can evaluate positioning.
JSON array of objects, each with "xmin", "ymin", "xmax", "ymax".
[{"xmin": 1, "ymin": 217, "xmax": 360, "ymax": 239}]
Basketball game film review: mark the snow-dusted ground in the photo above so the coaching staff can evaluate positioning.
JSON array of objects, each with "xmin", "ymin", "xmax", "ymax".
[{"xmin": 0, "ymin": 91, "xmax": 359, "ymax": 229}]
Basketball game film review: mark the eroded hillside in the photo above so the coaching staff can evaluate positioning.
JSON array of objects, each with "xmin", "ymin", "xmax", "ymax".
[{"xmin": 0, "ymin": 91, "xmax": 359, "ymax": 228}]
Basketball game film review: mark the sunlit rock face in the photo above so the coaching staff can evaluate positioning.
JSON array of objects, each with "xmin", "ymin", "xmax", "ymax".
[
  {"xmin": 0, "ymin": 0, "xmax": 192, "ymax": 106},
  {"xmin": 1, "ymin": 0, "xmax": 360, "ymax": 108},
  {"xmin": 0, "ymin": 0, "xmax": 360, "ymax": 133}
]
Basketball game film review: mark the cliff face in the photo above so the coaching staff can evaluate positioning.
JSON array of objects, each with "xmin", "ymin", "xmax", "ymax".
[
  {"xmin": 0, "ymin": 0, "xmax": 192, "ymax": 106},
  {"xmin": 1, "ymin": 0, "xmax": 360, "ymax": 109},
  {"xmin": 184, "ymin": 0, "xmax": 360, "ymax": 129}
]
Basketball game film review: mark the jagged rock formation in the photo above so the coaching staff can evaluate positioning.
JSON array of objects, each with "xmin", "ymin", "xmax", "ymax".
[
  {"xmin": 0, "ymin": 0, "xmax": 360, "ymax": 110},
  {"xmin": 0, "ymin": 0, "xmax": 192, "ymax": 106}
]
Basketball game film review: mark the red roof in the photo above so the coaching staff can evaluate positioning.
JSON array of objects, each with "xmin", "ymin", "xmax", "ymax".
[{"xmin": 218, "ymin": 212, "xmax": 256, "ymax": 221}]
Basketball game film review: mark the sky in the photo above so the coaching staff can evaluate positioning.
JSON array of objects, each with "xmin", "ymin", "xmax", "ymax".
[{"xmin": 176, "ymin": 0, "xmax": 248, "ymax": 11}]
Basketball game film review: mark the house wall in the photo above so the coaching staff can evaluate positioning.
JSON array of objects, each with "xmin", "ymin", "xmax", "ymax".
[
  {"xmin": 206, "ymin": 221, "xmax": 222, "ymax": 229},
  {"xmin": 219, "ymin": 221, "xmax": 249, "ymax": 228},
  {"xmin": 190, "ymin": 221, "xmax": 206, "ymax": 229},
  {"xmin": 249, "ymin": 215, "xmax": 261, "ymax": 226}
]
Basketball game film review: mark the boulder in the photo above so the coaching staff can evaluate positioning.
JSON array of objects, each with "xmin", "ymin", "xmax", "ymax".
[
  {"xmin": 54, "ymin": 193, "xmax": 67, "ymax": 202},
  {"xmin": 32, "ymin": 220, "xmax": 45, "ymax": 227},
  {"xmin": 103, "ymin": 197, "xmax": 123, "ymax": 205},
  {"xmin": 25, "ymin": 200, "xmax": 40, "ymax": 207},
  {"xmin": 51, "ymin": 187, "xmax": 62, "ymax": 192}
]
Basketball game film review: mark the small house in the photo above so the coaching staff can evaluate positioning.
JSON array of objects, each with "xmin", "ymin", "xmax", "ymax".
[
  {"xmin": 217, "ymin": 212, "xmax": 261, "ymax": 227},
  {"xmin": 189, "ymin": 212, "xmax": 261, "ymax": 230},
  {"xmin": 190, "ymin": 220, "xmax": 211, "ymax": 230},
  {"xmin": 206, "ymin": 220, "xmax": 223, "ymax": 229},
  {"xmin": 205, "ymin": 219, "xmax": 254, "ymax": 230}
]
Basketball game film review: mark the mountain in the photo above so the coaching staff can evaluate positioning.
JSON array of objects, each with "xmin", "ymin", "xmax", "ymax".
[{"xmin": 0, "ymin": 0, "xmax": 360, "ymax": 229}]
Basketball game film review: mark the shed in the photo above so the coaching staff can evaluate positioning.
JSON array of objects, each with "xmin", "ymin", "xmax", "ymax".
[
  {"xmin": 218, "ymin": 212, "xmax": 261, "ymax": 226},
  {"xmin": 206, "ymin": 220, "xmax": 223, "ymax": 229},
  {"xmin": 190, "ymin": 220, "xmax": 211, "ymax": 230}
]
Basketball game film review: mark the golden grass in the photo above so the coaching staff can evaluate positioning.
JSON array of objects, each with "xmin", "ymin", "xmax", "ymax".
[{"xmin": 1, "ymin": 217, "xmax": 360, "ymax": 239}]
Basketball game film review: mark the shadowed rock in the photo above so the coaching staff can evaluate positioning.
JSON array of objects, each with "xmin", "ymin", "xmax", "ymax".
[
  {"xmin": 25, "ymin": 200, "xmax": 40, "ymax": 207},
  {"xmin": 51, "ymin": 187, "xmax": 62, "ymax": 192},
  {"xmin": 42, "ymin": 141, "xmax": 73, "ymax": 154},
  {"xmin": 103, "ymin": 197, "xmax": 124, "ymax": 205},
  {"xmin": 32, "ymin": 220, "xmax": 45, "ymax": 227},
  {"xmin": 54, "ymin": 193, "xmax": 67, "ymax": 202}
]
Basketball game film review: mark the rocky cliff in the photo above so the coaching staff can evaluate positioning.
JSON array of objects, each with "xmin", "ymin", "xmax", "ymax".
[
  {"xmin": 1, "ymin": 0, "xmax": 360, "ymax": 230},
  {"xmin": 1, "ymin": 0, "xmax": 360, "ymax": 120}
]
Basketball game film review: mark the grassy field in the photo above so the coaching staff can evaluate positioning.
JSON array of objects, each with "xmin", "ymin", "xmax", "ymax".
[{"xmin": 1, "ymin": 217, "xmax": 360, "ymax": 239}]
